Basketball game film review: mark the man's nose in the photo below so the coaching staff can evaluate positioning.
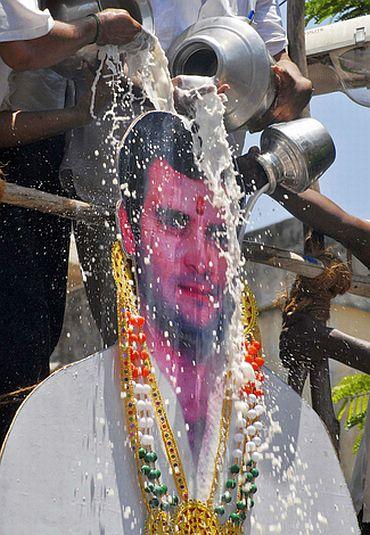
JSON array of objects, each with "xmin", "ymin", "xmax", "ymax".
[{"xmin": 183, "ymin": 236, "xmax": 209, "ymax": 275}]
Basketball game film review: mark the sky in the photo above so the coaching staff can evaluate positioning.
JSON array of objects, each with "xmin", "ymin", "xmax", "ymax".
[{"xmin": 246, "ymin": 7, "xmax": 370, "ymax": 230}]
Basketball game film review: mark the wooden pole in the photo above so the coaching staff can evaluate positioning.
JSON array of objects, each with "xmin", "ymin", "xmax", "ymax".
[
  {"xmin": 287, "ymin": 0, "xmax": 310, "ymax": 117},
  {"xmin": 0, "ymin": 179, "xmax": 111, "ymax": 226},
  {"xmin": 242, "ymin": 241, "xmax": 370, "ymax": 298},
  {"xmin": 287, "ymin": 0, "xmax": 340, "ymax": 450}
]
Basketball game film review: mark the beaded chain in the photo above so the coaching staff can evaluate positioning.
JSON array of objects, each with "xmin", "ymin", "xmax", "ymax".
[{"xmin": 112, "ymin": 241, "xmax": 266, "ymax": 534}]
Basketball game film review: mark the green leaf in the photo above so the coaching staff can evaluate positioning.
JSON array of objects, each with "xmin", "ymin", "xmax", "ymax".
[
  {"xmin": 337, "ymin": 399, "xmax": 348, "ymax": 421},
  {"xmin": 362, "ymin": 394, "xmax": 368, "ymax": 414},
  {"xmin": 345, "ymin": 411, "xmax": 367, "ymax": 430},
  {"xmin": 305, "ymin": 0, "xmax": 370, "ymax": 25},
  {"xmin": 332, "ymin": 374, "xmax": 370, "ymax": 456},
  {"xmin": 347, "ymin": 398, "xmax": 354, "ymax": 422},
  {"xmin": 332, "ymin": 374, "xmax": 370, "ymax": 404},
  {"xmin": 353, "ymin": 431, "xmax": 364, "ymax": 454}
]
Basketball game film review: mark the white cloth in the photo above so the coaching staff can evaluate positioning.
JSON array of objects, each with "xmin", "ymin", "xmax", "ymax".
[
  {"xmin": 0, "ymin": 68, "xmax": 67, "ymax": 112},
  {"xmin": 350, "ymin": 398, "xmax": 370, "ymax": 521},
  {"xmin": 0, "ymin": 0, "xmax": 54, "ymax": 106},
  {"xmin": 151, "ymin": 0, "xmax": 287, "ymax": 55}
]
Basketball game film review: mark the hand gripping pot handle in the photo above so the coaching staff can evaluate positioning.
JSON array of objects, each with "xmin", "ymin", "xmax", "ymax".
[{"xmin": 40, "ymin": 0, "xmax": 154, "ymax": 29}]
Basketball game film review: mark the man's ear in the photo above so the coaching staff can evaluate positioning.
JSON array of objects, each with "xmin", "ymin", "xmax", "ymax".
[{"xmin": 117, "ymin": 202, "xmax": 136, "ymax": 256}]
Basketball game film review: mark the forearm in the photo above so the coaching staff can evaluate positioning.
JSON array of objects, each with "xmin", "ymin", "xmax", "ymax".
[
  {"xmin": 328, "ymin": 328, "xmax": 370, "ymax": 375},
  {"xmin": 272, "ymin": 186, "xmax": 370, "ymax": 268},
  {"xmin": 280, "ymin": 314, "xmax": 370, "ymax": 375},
  {"xmin": 0, "ymin": 18, "xmax": 96, "ymax": 71},
  {"xmin": 0, "ymin": 107, "xmax": 88, "ymax": 148}
]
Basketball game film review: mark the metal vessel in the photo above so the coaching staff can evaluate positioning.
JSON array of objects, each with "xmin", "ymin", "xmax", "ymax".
[
  {"xmin": 39, "ymin": 0, "xmax": 154, "ymax": 76},
  {"xmin": 40, "ymin": 0, "xmax": 154, "ymax": 30},
  {"xmin": 167, "ymin": 16, "xmax": 277, "ymax": 132},
  {"xmin": 256, "ymin": 118, "xmax": 336, "ymax": 193}
]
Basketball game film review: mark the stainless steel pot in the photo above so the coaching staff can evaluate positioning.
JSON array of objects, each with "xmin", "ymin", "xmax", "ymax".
[
  {"xmin": 256, "ymin": 118, "xmax": 336, "ymax": 193},
  {"xmin": 39, "ymin": 0, "xmax": 154, "ymax": 77},
  {"xmin": 40, "ymin": 0, "xmax": 154, "ymax": 30},
  {"xmin": 167, "ymin": 16, "xmax": 277, "ymax": 132}
]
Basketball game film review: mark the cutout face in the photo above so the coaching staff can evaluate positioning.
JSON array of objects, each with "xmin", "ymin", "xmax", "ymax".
[
  {"xmin": 138, "ymin": 158, "xmax": 227, "ymax": 333},
  {"xmin": 118, "ymin": 111, "xmax": 232, "ymax": 365}
]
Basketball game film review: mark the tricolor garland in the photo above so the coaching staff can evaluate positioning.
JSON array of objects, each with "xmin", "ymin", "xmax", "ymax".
[{"xmin": 112, "ymin": 241, "xmax": 266, "ymax": 534}]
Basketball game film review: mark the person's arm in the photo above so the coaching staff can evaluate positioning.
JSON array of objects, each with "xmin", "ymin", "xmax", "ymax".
[
  {"xmin": 236, "ymin": 147, "xmax": 370, "ymax": 267},
  {"xmin": 0, "ymin": 9, "xmax": 141, "ymax": 72},
  {"xmin": 272, "ymin": 186, "xmax": 370, "ymax": 269},
  {"xmin": 271, "ymin": 50, "xmax": 313, "ymax": 122},
  {"xmin": 248, "ymin": 0, "xmax": 312, "ymax": 131},
  {"xmin": 248, "ymin": 50, "xmax": 312, "ymax": 132},
  {"xmin": 0, "ymin": 107, "xmax": 88, "ymax": 148},
  {"xmin": 0, "ymin": 62, "xmax": 111, "ymax": 148}
]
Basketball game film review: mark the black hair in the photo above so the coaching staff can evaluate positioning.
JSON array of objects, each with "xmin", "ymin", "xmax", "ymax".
[{"xmin": 118, "ymin": 111, "xmax": 201, "ymax": 240}]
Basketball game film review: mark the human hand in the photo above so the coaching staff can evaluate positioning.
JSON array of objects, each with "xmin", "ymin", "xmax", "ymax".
[
  {"xmin": 95, "ymin": 9, "xmax": 142, "ymax": 46},
  {"xmin": 172, "ymin": 75, "xmax": 230, "ymax": 115},
  {"xmin": 236, "ymin": 146, "xmax": 268, "ymax": 193},
  {"xmin": 249, "ymin": 59, "xmax": 313, "ymax": 132},
  {"xmin": 272, "ymin": 62, "xmax": 313, "ymax": 121}
]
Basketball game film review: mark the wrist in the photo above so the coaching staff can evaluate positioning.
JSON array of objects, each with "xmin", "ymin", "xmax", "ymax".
[
  {"xmin": 72, "ymin": 15, "xmax": 97, "ymax": 47},
  {"xmin": 86, "ymin": 13, "xmax": 102, "ymax": 44}
]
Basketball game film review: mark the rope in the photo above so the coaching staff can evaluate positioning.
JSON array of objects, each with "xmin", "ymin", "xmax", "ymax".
[{"xmin": 282, "ymin": 250, "xmax": 352, "ymax": 324}]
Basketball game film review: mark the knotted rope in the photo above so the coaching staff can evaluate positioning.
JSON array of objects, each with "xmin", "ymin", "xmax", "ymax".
[{"xmin": 283, "ymin": 251, "xmax": 352, "ymax": 324}]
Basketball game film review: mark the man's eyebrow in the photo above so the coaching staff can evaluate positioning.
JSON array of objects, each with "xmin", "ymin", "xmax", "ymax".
[
  {"xmin": 155, "ymin": 206, "xmax": 190, "ymax": 225},
  {"xmin": 156, "ymin": 206, "xmax": 188, "ymax": 219}
]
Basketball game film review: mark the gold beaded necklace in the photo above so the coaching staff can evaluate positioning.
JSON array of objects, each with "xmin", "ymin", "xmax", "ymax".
[{"xmin": 112, "ymin": 241, "xmax": 264, "ymax": 534}]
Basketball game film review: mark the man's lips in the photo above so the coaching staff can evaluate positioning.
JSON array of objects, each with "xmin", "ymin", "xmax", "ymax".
[{"xmin": 178, "ymin": 284, "xmax": 215, "ymax": 303}]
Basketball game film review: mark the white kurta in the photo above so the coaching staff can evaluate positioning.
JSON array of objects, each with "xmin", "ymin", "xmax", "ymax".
[
  {"xmin": 0, "ymin": 0, "xmax": 55, "ymax": 107},
  {"xmin": 0, "ymin": 347, "xmax": 359, "ymax": 534}
]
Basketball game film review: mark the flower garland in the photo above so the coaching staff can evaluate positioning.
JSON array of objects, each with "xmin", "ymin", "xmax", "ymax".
[{"xmin": 112, "ymin": 241, "xmax": 266, "ymax": 533}]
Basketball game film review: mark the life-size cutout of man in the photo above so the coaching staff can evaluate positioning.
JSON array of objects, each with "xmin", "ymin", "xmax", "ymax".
[
  {"xmin": 112, "ymin": 111, "xmax": 357, "ymax": 531},
  {"xmin": 0, "ymin": 111, "xmax": 358, "ymax": 534},
  {"xmin": 117, "ymin": 112, "xmax": 238, "ymax": 466}
]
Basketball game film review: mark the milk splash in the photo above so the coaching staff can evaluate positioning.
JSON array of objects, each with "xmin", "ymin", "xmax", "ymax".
[
  {"xmin": 122, "ymin": 31, "xmax": 175, "ymax": 113},
  {"xmin": 174, "ymin": 78, "xmax": 251, "ymax": 391},
  {"xmin": 91, "ymin": 29, "xmax": 175, "ymax": 121},
  {"xmin": 87, "ymin": 30, "xmax": 177, "ymax": 199},
  {"xmin": 91, "ymin": 29, "xmax": 253, "ymax": 393}
]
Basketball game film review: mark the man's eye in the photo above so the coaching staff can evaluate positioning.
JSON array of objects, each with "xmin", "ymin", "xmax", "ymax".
[
  {"xmin": 169, "ymin": 214, "xmax": 188, "ymax": 229},
  {"xmin": 207, "ymin": 226, "xmax": 228, "ymax": 248},
  {"xmin": 156, "ymin": 208, "xmax": 189, "ymax": 230}
]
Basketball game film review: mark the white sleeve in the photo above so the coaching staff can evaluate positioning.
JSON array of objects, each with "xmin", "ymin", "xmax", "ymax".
[
  {"xmin": 253, "ymin": 0, "xmax": 288, "ymax": 57},
  {"xmin": 0, "ymin": 0, "xmax": 54, "ymax": 42}
]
